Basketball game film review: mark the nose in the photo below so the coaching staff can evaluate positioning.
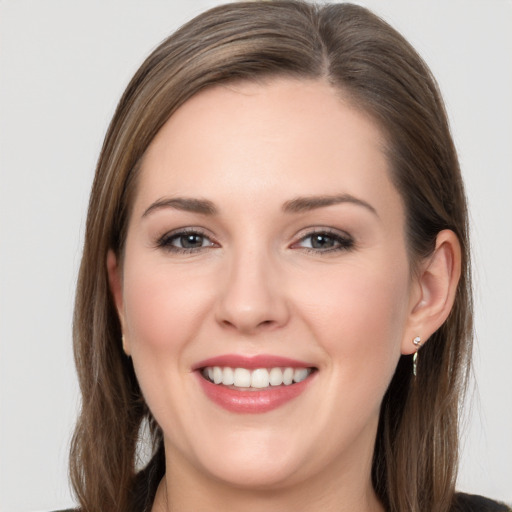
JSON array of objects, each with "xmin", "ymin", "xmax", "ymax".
[{"xmin": 215, "ymin": 247, "xmax": 290, "ymax": 334}]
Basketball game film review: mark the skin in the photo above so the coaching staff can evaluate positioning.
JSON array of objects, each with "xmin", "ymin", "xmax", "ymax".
[{"xmin": 108, "ymin": 78, "xmax": 461, "ymax": 512}]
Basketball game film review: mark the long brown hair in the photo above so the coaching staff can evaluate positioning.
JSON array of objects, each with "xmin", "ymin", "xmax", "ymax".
[{"xmin": 70, "ymin": 2, "xmax": 472, "ymax": 511}]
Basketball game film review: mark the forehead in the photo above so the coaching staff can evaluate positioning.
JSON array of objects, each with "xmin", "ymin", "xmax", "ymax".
[{"xmin": 134, "ymin": 78, "xmax": 400, "ymax": 219}]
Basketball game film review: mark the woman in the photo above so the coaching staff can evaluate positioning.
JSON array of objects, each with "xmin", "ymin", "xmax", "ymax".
[{"xmin": 66, "ymin": 1, "xmax": 509, "ymax": 511}]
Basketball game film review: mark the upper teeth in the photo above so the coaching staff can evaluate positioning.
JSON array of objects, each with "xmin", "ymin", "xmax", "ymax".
[{"xmin": 202, "ymin": 366, "xmax": 311, "ymax": 389}]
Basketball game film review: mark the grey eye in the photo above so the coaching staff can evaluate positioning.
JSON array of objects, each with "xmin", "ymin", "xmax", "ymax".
[
  {"xmin": 308, "ymin": 233, "xmax": 337, "ymax": 249},
  {"xmin": 295, "ymin": 230, "xmax": 354, "ymax": 253},
  {"xmin": 158, "ymin": 230, "xmax": 216, "ymax": 252},
  {"xmin": 176, "ymin": 233, "xmax": 207, "ymax": 249}
]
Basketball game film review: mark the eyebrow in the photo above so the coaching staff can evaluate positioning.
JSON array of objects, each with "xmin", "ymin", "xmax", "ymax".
[
  {"xmin": 142, "ymin": 193, "xmax": 378, "ymax": 218},
  {"xmin": 283, "ymin": 194, "xmax": 378, "ymax": 216},
  {"xmin": 142, "ymin": 197, "xmax": 217, "ymax": 217}
]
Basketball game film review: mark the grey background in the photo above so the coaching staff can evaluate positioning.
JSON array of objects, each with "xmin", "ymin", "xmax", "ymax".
[{"xmin": 1, "ymin": 1, "xmax": 511, "ymax": 510}]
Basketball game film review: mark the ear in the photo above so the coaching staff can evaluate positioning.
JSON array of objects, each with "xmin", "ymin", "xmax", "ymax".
[
  {"xmin": 107, "ymin": 249, "xmax": 130, "ymax": 355},
  {"xmin": 402, "ymin": 229, "xmax": 461, "ymax": 355}
]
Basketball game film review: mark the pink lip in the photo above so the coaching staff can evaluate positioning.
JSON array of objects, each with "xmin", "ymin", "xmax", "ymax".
[
  {"xmin": 193, "ymin": 354, "xmax": 313, "ymax": 370},
  {"xmin": 196, "ymin": 374, "xmax": 315, "ymax": 414},
  {"xmin": 193, "ymin": 354, "xmax": 317, "ymax": 414}
]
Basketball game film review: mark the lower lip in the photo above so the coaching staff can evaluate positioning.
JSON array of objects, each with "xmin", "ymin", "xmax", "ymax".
[{"xmin": 196, "ymin": 372, "xmax": 315, "ymax": 413}]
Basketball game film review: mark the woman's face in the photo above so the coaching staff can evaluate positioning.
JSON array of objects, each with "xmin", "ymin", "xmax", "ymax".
[{"xmin": 110, "ymin": 79, "xmax": 421, "ymax": 491}]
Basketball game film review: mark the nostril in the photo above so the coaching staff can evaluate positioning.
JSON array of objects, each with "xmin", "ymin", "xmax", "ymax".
[
  {"xmin": 257, "ymin": 319, "xmax": 278, "ymax": 329},
  {"xmin": 219, "ymin": 318, "xmax": 277, "ymax": 333}
]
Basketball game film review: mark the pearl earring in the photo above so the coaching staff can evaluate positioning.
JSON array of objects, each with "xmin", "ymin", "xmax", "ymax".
[{"xmin": 412, "ymin": 336, "xmax": 422, "ymax": 377}]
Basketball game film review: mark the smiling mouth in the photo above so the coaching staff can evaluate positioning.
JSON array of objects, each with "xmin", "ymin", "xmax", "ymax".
[{"xmin": 200, "ymin": 366, "xmax": 315, "ymax": 390}]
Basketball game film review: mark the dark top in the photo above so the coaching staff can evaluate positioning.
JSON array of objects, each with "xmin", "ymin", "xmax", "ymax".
[
  {"xmin": 452, "ymin": 493, "xmax": 511, "ymax": 511},
  {"xmin": 53, "ymin": 492, "xmax": 511, "ymax": 511}
]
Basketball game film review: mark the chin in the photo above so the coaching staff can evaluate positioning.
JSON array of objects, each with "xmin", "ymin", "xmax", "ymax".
[
  {"xmin": 198, "ymin": 454, "xmax": 305, "ymax": 490},
  {"xmin": 173, "ymin": 426, "xmax": 312, "ymax": 490}
]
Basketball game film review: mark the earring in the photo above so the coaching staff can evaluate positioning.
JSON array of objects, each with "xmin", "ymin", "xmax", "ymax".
[{"xmin": 412, "ymin": 336, "xmax": 422, "ymax": 377}]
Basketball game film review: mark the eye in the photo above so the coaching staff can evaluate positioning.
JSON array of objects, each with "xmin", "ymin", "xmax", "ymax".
[
  {"xmin": 294, "ymin": 229, "xmax": 354, "ymax": 253},
  {"xmin": 157, "ymin": 229, "xmax": 216, "ymax": 253}
]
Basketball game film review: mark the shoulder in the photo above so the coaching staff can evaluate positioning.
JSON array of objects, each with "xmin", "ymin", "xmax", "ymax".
[{"xmin": 452, "ymin": 492, "xmax": 511, "ymax": 511}]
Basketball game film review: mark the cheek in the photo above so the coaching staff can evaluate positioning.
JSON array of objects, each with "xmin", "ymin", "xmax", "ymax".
[
  {"xmin": 120, "ymin": 256, "xmax": 217, "ymax": 432},
  {"xmin": 297, "ymin": 260, "xmax": 410, "ymax": 381},
  {"xmin": 122, "ymin": 257, "xmax": 214, "ymax": 358}
]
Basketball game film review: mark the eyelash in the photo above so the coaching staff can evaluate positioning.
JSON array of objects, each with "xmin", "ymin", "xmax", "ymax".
[{"xmin": 156, "ymin": 228, "xmax": 354, "ymax": 255}]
